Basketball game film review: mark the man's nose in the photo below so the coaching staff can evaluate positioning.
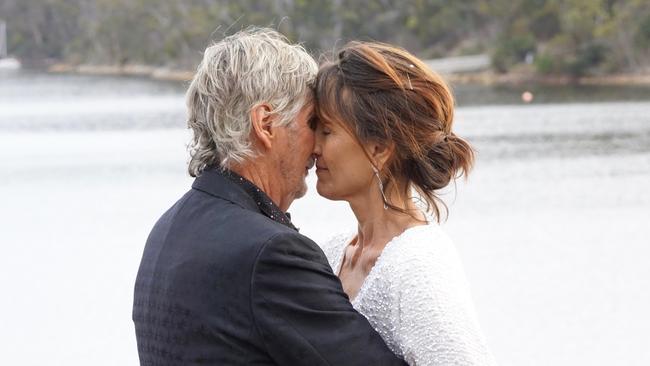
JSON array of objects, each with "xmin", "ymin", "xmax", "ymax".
[
  {"xmin": 312, "ymin": 136, "xmax": 321, "ymax": 154},
  {"xmin": 312, "ymin": 141, "xmax": 321, "ymax": 155}
]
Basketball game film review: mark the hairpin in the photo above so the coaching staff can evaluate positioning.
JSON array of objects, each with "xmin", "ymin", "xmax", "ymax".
[{"xmin": 406, "ymin": 64, "xmax": 415, "ymax": 90}]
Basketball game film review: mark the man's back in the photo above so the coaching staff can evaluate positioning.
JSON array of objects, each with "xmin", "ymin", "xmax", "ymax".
[{"xmin": 133, "ymin": 169, "xmax": 406, "ymax": 365}]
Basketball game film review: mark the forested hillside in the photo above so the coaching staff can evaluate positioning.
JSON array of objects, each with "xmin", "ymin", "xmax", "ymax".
[{"xmin": 1, "ymin": 0, "xmax": 649, "ymax": 77}]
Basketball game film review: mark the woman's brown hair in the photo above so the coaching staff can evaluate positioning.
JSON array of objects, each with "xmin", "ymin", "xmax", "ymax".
[{"xmin": 315, "ymin": 41, "xmax": 475, "ymax": 222}]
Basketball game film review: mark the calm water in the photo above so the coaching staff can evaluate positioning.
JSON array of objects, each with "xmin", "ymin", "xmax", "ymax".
[{"xmin": 1, "ymin": 71, "xmax": 649, "ymax": 366}]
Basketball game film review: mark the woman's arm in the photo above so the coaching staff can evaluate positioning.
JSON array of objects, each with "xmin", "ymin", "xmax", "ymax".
[{"xmin": 395, "ymin": 241, "xmax": 496, "ymax": 366}]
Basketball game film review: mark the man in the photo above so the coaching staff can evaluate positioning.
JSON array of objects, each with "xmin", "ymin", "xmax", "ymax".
[{"xmin": 133, "ymin": 28, "xmax": 406, "ymax": 365}]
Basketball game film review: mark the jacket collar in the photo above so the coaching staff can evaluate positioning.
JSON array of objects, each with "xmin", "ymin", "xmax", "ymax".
[
  {"xmin": 192, "ymin": 167, "xmax": 259, "ymax": 212},
  {"xmin": 191, "ymin": 167, "xmax": 298, "ymax": 231}
]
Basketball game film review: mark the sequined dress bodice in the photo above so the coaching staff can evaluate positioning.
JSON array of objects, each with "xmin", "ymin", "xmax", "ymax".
[{"xmin": 320, "ymin": 224, "xmax": 497, "ymax": 366}]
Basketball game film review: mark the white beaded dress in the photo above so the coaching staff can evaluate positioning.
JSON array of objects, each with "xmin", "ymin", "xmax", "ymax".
[{"xmin": 320, "ymin": 224, "xmax": 497, "ymax": 366}]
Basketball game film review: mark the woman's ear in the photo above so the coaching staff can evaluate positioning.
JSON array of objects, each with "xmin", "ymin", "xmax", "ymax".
[
  {"xmin": 250, "ymin": 103, "xmax": 276, "ymax": 150},
  {"xmin": 369, "ymin": 141, "xmax": 395, "ymax": 171}
]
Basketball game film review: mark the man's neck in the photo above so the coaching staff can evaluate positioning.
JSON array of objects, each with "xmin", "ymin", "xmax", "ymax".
[{"xmin": 229, "ymin": 162, "xmax": 288, "ymax": 211}]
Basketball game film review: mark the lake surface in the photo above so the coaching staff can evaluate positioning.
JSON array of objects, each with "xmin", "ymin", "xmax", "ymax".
[{"xmin": 1, "ymin": 70, "xmax": 649, "ymax": 366}]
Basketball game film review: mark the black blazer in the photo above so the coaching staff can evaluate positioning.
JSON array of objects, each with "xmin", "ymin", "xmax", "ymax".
[{"xmin": 133, "ymin": 168, "xmax": 406, "ymax": 365}]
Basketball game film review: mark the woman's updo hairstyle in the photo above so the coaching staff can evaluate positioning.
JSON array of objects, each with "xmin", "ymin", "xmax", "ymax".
[{"xmin": 315, "ymin": 41, "xmax": 474, "ymax": 221}]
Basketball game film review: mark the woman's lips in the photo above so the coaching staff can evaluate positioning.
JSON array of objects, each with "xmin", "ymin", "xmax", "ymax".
[{"xmin": 314, "ymin": 158, "xmax": 328, "ymax": 172}]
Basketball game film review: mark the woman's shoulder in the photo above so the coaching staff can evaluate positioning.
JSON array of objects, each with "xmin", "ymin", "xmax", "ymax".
[
  {"xmin": 384, "ymin": 223, "xmax": 457, "ymax": 264},
  {"xmin": 319, "ymin": 230, "xmax": 354, "ymax": 252},
  {"xmin": 376, "ymin": 223, "xmax": 469, "ymax": 290},
  {"xmin": 317, "ymin": 230, "xmax": 355, "ymax": 269}
]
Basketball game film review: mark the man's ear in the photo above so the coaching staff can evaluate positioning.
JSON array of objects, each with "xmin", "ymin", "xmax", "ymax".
[
  {"xmin": 368, "ymin": 141, "xmax": 395, "ymax": 171},
  {"xmin": 250, "ymin": 103, "xmax": 276, "ymax": 150}
]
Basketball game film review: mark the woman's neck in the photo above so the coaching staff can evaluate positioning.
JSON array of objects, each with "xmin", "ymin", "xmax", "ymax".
[{"xmin": 348, "ymin": 184, "xmax": 426, "ymax": 252}]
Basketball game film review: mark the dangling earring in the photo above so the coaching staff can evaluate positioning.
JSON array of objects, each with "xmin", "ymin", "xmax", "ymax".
[{"xmin": 372, "ymin": 165, "xmax": 389, "ymax": 210}]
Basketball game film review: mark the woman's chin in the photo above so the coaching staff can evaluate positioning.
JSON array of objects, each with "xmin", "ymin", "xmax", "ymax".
[{"xmin": 315, "ymin": 182, "xmax": 337, "ymax": 201}]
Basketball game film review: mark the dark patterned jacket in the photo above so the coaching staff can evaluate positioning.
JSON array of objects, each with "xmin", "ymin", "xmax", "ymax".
[{"xmin": 133, "ymin": 167, "xmax": 405, "ymax": 365}]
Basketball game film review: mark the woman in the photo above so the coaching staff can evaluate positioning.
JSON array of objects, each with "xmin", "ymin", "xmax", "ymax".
[{"xmin": 313, "ymin": 42, "xmax": 497, "ymax": 365}]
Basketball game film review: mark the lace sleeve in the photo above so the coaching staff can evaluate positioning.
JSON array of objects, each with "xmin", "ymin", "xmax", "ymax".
[{"xmin": 394, "ymin": 238, "xmax": 496, "ymax": 366}]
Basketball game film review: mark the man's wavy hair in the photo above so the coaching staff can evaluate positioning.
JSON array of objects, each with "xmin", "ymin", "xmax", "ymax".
[{"xmin": 186, "ymin": 27, "xmax": 318, "ymax": 177}]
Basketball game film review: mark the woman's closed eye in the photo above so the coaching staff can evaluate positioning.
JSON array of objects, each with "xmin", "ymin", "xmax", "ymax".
[{"xmin": 315, "ymin": 123, "xmax": 331, "ymax": 136}]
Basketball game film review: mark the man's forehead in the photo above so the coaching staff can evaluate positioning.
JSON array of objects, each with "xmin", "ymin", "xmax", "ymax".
[
  {"xmin": 303, "ymin": 99, "xmax": 315, "ymax": 111},
  {"xmin": 301, "ymin": 101, "xmax": 315, "ymax": 116}
]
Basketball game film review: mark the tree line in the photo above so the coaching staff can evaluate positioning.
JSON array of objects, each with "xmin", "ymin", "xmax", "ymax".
[{"xmin": 1, "ymin": 0, "xmax": 649, "ymax": 77}]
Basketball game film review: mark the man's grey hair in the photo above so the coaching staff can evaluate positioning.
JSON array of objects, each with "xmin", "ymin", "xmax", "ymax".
[{"xmin": 186, "ymin": 27, "xmax": 318, "ymax": 177}]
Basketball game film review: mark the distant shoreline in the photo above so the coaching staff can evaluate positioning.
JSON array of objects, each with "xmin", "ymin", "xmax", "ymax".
[
  {"xmin": 44, "ymin": 62, "xmax": 650, "ymax": 87},
  {"xmin": 47, "ymin": 63, "xmax": 195, "ymax": 82},
  {"xmin": 446, "ymin": 71, "xmax": 650, "ymax": 87}
]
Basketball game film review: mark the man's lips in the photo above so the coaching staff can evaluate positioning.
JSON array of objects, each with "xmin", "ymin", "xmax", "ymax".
[{"xmin": 306, "ymin": 156, "xmax": 315, "ymax": 170}]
